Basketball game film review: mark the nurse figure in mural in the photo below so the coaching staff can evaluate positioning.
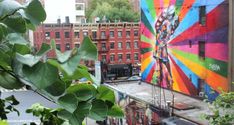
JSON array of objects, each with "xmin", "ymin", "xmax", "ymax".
[{"xmin": 153, "ymin": 5, "xmax": 179, "ymax": 88}]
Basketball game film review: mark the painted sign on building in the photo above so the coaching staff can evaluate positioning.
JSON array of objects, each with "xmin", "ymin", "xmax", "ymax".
[{"xmin": 140, "ymin": 0, "xmax": 229, "ymax": 100}]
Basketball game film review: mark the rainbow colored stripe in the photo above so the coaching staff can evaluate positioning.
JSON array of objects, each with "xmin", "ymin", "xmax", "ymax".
[{"xmin": 141, "ymin": 0, "xmax": 228, "ymax": 99}]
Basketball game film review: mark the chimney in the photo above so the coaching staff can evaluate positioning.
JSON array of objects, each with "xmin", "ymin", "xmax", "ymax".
[
  {"xmin": 57, "ymin": 18, "xmax": 61, "ymax": 24},
  {"xmin": 65, "ymin": 16, "xmax": 70, "ymax": 24}
]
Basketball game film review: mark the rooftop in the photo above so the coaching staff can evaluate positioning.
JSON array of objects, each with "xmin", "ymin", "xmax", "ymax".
[{"xmin": 105, "ymin": 81, "xmax": 210, "ymax": 125}]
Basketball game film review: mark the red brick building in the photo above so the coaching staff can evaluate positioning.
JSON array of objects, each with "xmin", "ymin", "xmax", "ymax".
[{"xmin": 33, "ymin": 22, "xmax": 140, "ymax": 77}]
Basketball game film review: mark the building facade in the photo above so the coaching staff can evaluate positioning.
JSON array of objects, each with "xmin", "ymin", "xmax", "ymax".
[
  {"xmin": 34, "ymin": 22, "xmax": 140, "ymax": 77},
  {"xmin": 141, "ymin": 0, "xmax": 232, "ymax": 100}
]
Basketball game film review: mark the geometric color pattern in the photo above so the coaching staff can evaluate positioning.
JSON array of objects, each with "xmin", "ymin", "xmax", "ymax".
[{"xmin": 140, "ymin": 0, "xmax": 228, "ymax": 100}]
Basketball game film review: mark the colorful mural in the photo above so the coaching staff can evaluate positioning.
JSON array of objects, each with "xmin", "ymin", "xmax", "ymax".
[{"xmin": 140, "ymin": 0, "xmax": 229, "ymax": 99}]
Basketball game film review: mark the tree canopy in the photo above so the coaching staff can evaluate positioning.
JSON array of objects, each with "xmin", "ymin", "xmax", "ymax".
[{"xmin": 86, "ymin": 0, "xmax": 140, "ymax": 23}]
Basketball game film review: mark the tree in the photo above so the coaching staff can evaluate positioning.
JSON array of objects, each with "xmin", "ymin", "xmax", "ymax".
[
  {"xmin": 0, "ymin": 0, "xmax": 124, "ymax": 124},
  {"xmin": 202, "ymin": 86, "xmax": 234, "ymax": 125},
  {"xmin": 86, "ymin": 0, "xmax": 140, "ymax": 22}
]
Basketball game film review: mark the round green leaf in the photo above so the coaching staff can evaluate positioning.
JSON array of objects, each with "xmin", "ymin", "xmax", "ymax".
[
  {"xmin": 22, "ymin": 62, "xmax": 59, "ymax": 89},
  {"xmin": 67, "ymin": 84, "xmax": 97, "ymax": 101},
  {"xmin": 58, "ymin": 94, "xmax": 78, "ymax": 113},
  {"xmin": 97, "ymin": 85, "xmax": 115, "ymax": 103},
  {"xmin": 78, "ymin": 37, "xmax": 97, "ymax": 60},
  {"xmin": 44, "ymin": 79, "xmax": 66, "ymax": 96},
  {"xmin": 107, "ymin": 104, "xmax": 124, "ymax": 118},
  {"xmin": 24, "ymin": 0, "xmax": 46, "ymax": 25},
  {"xmin": 3, "ymin": 15, "xmax": 26, "ymax": 33},
  {"xmin": 0, "ymin": 0, "xmax": 23, "ymax": 18},
  {"xmin": 88, "ymin": 100, "xmax": 108, "ymax": 121}
]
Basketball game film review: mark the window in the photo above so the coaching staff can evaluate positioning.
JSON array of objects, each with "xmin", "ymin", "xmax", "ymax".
[
  {"xmin": 199, "ymin": 6, "xmax": 206, "ymax": 26},
  {"xmin": 110, "ymin": 42, "xmax": 115, "ymax": 49},
  {"xmin": 83, "ymin": 32, "xmax": 88, "ymax": 37},
  {"xmin": 101, "ymin": 43, "xmax": 106, "ymax": 50},
  {"xmin": 126, "ymin": 54, "xmax": 131, "ymax": 60},
  {"xmin": 56, "ymin": 44, "xmax": 60, "ymax": 50},
  {"xmin": 189, "ymin": 40, "xmax": 192, "ymax": 48},
  {"xmin": 118, "ymin": 54, "xmax": 122, "ymax": 61},
  {"xmin": 75, "ymin": 44, "xmax": 80, "ymax": 48},
  {"xmin": 101, "ymin": 31, "xmax": 106, "ymax": 39},
  {"xmin": 76, "ymin": 4, "xmax": 84, "ymax": 10},
  {"xmin": 126, "ymin": 42, "xmax": 131, "ymax": 49},
  {"xmin": 101, "ymin": 55, "xmax": 106, "ymax": 62},
  {"xmin": 55, "ymin": 32, "xmax": 60, "ymax": 39},
  {"xmin": 74, "ymin": 32, "xmax": 79, "ymax": 38},
  {"xmin": 65, "ymin": 43, "xmax": 70, "ymax": 50},
  {"xmin": 198, "ymin": 41, "xmax": 205, "ymax": 59},
  {"xmin": 118, "ymin": 42, "xmax": 122, "ymax": 49},
  {"xmin": 110, "ymin": 55, "xmax": 115, "ymax": 62},
  {"xmin": 65, "ymin": 32, "xmax": 70, "ymax": 38},
  {"xmin": 134, "ymin": 53, "xmax": 139, "ymax": 60},
  {"xmin": 134, "ymin": 41, "xmax": 138, "ymax": 48},
  {"xmin": 110, "ymin": 31, "xmax": 114, "ymax": 38},
  {"xmin": 92, "ymin": 31, "xmax": 97, "ymax": 39},
  {"xmin": 126, "ymin": 31, "xmax": 130, "ymax": 37},
  {"xmin": 118, "ymin": 31, "xmax": 122, "ymax": 38},
  {"xmin": 45, "ymin": 32, "xmax": 50, "ymax": 39},
  {"xmin": 134, "ymin": 30, "xmax": 138, "ymax": 36}
]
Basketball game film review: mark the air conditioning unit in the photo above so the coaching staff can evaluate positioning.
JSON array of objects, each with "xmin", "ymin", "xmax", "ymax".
[{"xmin": 199, "ymin": 92, "xmax": 204, "ymax": 97}]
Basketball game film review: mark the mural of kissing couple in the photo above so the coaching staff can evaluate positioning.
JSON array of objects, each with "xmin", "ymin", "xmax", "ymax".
[{"xmin": 141, "ymin": 0, "xmax": 229, "ymax": 100}]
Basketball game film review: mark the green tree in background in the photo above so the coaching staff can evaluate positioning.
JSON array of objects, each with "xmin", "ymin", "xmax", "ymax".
[
  {"xmin": 0, "ymin": 0, "xmax": 124, "ymax": 124},
  {"xmin": 86, "ymin": 0, "xmax": 140, "ymax": 22}
]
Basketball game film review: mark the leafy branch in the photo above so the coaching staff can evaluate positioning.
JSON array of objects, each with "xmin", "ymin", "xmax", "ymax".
[{"xmin": 0, "ymin": 0, "xmax": 124, "ymax": 124}]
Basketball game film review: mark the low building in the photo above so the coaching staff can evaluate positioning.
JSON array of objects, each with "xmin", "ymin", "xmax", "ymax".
[{"xmin": 33, "ymin": 22, "xmax": 141, "ymax": 77}]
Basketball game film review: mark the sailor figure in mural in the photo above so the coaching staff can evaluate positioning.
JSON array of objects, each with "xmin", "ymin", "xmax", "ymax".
[{"xmin": 153, "ymin": 5, "xmax": 179, "ymax": 88}]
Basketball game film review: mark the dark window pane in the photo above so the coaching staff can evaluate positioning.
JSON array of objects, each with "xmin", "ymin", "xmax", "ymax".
[
  {"xmin": 74, "ymin": 32, "xmax": 79, "ymax": 38},
  {"xmin": 65, "ymin": 32, "xmax": 70, "ymax": 38},
  {"xmin": 110, "ymin": 42, "xmax": 115, "ymax": 49},
  {"xmin": 110, "ymin": 31, "xmax": 114, "ymax": 38},
  {"xmin": 55, "ymin": 32, "xmax": 60, "ymax": 38},
  {"xmin": 199, "ymin": 6, "xmax": 206, "ymax": 26},
  {"xmin": 199, "ymin": 41, "xmax": 205, "ymax": 59}
]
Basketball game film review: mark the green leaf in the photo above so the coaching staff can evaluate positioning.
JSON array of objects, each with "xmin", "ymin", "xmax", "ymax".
[
  {"xmin": 67, "ymin": 84, "xmax": 97, "ymax": 101},
  {"xmin": 77, "ymin": 37, "xmax": 97, "ymax": 61},
  {"xmin": 0, "ymin": 23, "xmax": 7, "ymax": 40},
  {"xmin": 60, "ymin": 52, "xmax": 81, "ymax": 76},
  {"xmin": 0, "ymin": 0, "xmax": 23, "ymax": 18},
  {"xmin": 63, "ymin": 65, "xmax": 93, "ymax": 83},
  {"xmin": 96, "ymin": 85, "xmax": 115, "ymax": 103},
  {"xmin": 36, "ymin": 43, "xmax": 51, "ymax": 56},
  {"xmin": 107, "ymin": 104, "xmax": 124, "ymax": 118},
  {"xmin": 58, "ymin": 109, "xmax": 84, "ymax": 125},
  {"xmin": 76, "ymin": 101, "xmax": 91, "ymax": 117},
  {"xmin": 44, "ymin": 79, "xmax": 66, "ymax": 96},
  {"xmin": 0, "ymin": 51, "xmax": 11, "ymax": 70},
  {"xmin": 0, "ymin": 71, "xmax": 24, "ymax": 89},
  {"xmin": 3, "ymin": 14, "xmax": 26, "ymax": 33},
  {"xmin": 0, "ymin": 120, "xmax": 8, "ymax": 125},
  {"xmin": 58, "ymin": 94, "xmax": 78, "ymax": 113},
  {"xmin": 58, "ymin": 102, "xmax": 91, "ymax": 125},
  {"xmin": 5, "ymin": 95, "xmax": 19, "ymax": 105},
  {"xmin": 6, "ymin": 33, "xmax": 28, "ymax": 45},
  {"xmin": 22, "ymin": 62, "xmax": 59, "ymax": 89},
  {"xmin": 88, "ymin": 100, "xmax": 108, "ymax": 121},
  {"xmin": 13, "ymin": 44, "xmax": 30, "ymax": 55},
  {"xmin": 23, "ymin": 0, "xmax": 46, "ymax": 26},
  {"xmin": 16, "ymin": 43, "xmax": 51, "ymax": 67},
  {"xmin": 51, "ymin": 39, "xmax": 73, "ymax": 63}
]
